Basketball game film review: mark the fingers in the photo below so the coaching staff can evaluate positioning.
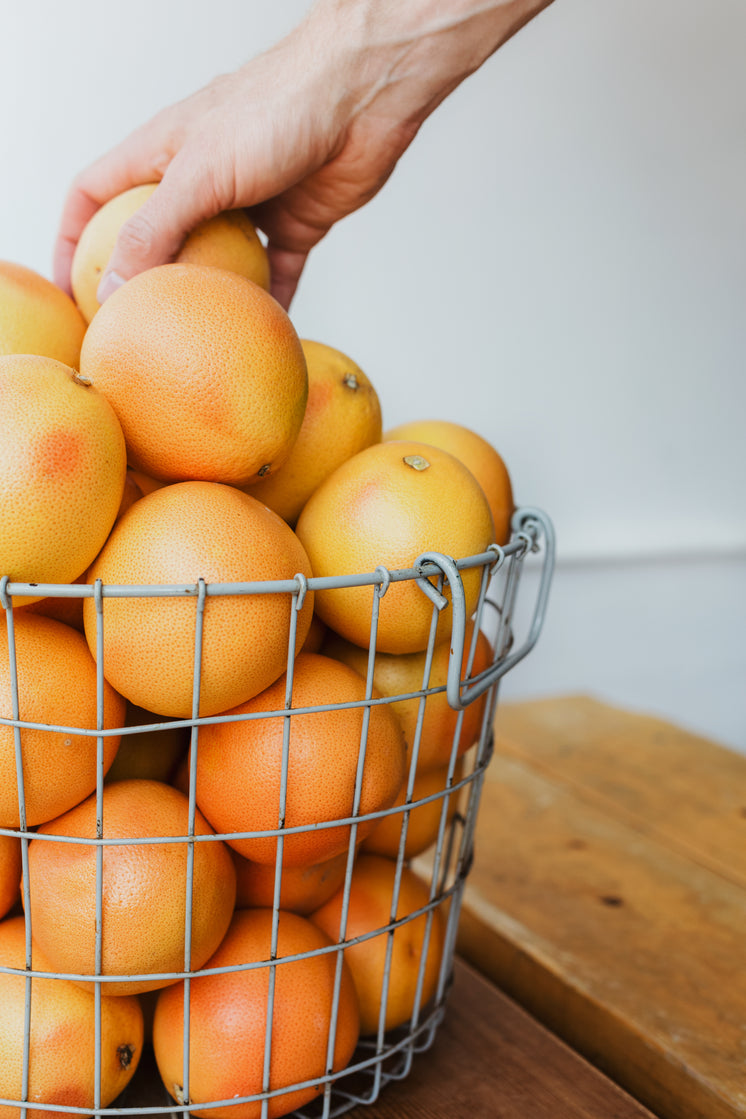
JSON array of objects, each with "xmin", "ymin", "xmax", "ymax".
[
  {"xmin": 95, "ymin": 146, "xmax": 229, "ymax": 303},
  {"xmin": 52, "ymin": 105, "xmax": 192, "ymax": 293},
  {"xmin": 53, "ymin": 186, "xmax": 102, "ymax": 294},
  {"xmin": 265, "ymin": 246, "xmax": 310, "ymax": 312}
]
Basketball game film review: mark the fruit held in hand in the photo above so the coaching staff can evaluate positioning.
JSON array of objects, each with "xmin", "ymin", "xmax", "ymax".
[{"xmin": 71, "ymin": 183, "xmax": 270, "ymax": 321}]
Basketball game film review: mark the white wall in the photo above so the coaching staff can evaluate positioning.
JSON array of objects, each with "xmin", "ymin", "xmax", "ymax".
[{"xmin": 2, "ymin": 1, "xmax": 744, "ymax": 750}]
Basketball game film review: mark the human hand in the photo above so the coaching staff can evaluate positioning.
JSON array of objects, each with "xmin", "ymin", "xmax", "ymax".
[{"xmin": 53, "ymin": 0, "xmax": 552, "ymax": 311}]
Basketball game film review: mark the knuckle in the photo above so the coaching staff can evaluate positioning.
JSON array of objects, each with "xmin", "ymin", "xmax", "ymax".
[{"xmin": 116, "ymin": 213, "xmax": 158, "ymax": 262}]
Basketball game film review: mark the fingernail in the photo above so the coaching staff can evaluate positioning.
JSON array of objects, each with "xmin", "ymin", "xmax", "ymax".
[{"xmin": 97, "ymin": 270, "xmax": 126, "ymax": 304}]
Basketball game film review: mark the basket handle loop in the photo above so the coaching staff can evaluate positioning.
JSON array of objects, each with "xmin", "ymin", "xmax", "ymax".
[
  {"xmin": 415, "ymin": 508, "xmax": 555, "ymax": 712},
  {"xmin": 458, "ymin": 507, "xmax": 555, "ymax": 710},
  {"xmin": 413, "ymin": 550, "xmax": 470, "ymax": 711}
]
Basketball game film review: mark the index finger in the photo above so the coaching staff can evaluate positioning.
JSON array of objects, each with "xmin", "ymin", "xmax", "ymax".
[
  {"xmin": 53, "ymin": 184, "xmax": 105, "ymax": 294},
  {"xmin": 52, "ymin": 120, "xmax": 180, "ymax": 292}
]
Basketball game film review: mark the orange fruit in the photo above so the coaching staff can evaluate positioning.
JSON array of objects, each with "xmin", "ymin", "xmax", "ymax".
[
  {"xmin": 0, "ymin": 837, "xmax": 21, "ymax": 920},
  {"xmin": 71, "ymin": 184, "xmax": 270, "ymax": 322},
  {"xmin": 0, "ymin": 614, "xmax": 125, "ymax": 828},
  {"xmin": 22, "ymin": 573, "xmax": 86, "ymax": 632},
  {"xmin": 126, "ymin": 467, "xmax": 164, "ymax": 496},
  {"xmin": 79, "ymin": 263, "xmax": 308, "ymax": 485},
  {"xmin": 0, "ymin": 354, "xmax": 126, "ymax": 604},
  {"xmin": 26, "ymin": 779, "xmax": 237, "ymax": 996},
  {"xmin": 104, "ymin": 701, "xmax": 189, "ymax": 784},
  {"xmin": 361, "ymin": 761, "xmax": 463, "ymax": 860},
  {"xmin": 193, "ymin": 652, "xmax": 406, "ymax": 867},
  {"xmin": 323, "ymin": 619, "xmax": 493, "ymax": 771},
  {"xmin": 116, "ymin": 470, "xmax": 143, "ymax": 519},
  {"xmin": 232, "ymin": 849, "xmax": 349, "ymax": 915},
  {"xmin": 0, "ymin": 915, "xmax": 144, "ymax": 1119},
  {"xmin": 311, "ymin": 853, "xmax": 445, "ymax": 1035},
  {"xmin": 295, "ymin": 441, "xmax": 495, "ymax": 654},
  {"xmin": 245, "ymin": 339, "xmax": 382, "ymax": 525},
  {"xmin": 152, "ymin": 908, "xmax": 360, "ymax": 1119},
  {"xmin": 301, "ymin": 611, "xmax": 327, "ymax": 653},
  {"xmin": 83, "ymin": 481, "xmax": 314, "ymax": 718},
  {"xmin": 0, "ymin": 260, "xmax": 86, "ymax": 368},
  {"xmin": 384, "ymin": 419, "xmax": 514, "ymax": 544}
]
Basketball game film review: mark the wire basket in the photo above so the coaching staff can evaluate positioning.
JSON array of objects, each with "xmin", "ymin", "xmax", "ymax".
[{"xmin": 0, "ymin": 505, "xmax": 554, "ymax": 1119}]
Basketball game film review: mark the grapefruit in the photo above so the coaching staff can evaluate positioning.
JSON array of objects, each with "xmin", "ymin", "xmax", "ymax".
[
  {"xmin": 104, "ymin": 701, "xmax": 189, "ymax": 784},
  {"xmin": 79, "ymin": 263, "xmax": 308, "ymax": 485},
  {"xmin": 82, "ymin": 481, "xmax": 314, "ymax": 718},
  {"xmin": 0, "ymin": 613, "xmax": 125, "ymax": 829},
  {"xmin": 152, "ymin": 908, "xmax": 360, "ymax": 1119},
  {"xmin": 361, "ymin": 761, "xmax": 464, "ymax": 860},
  {"xmin": 311, "ymin": 853, "xmax": 445, "ymax": 1035},
  {"xmin": 26, "ymin": 779, "xmax": 237, "ymax": 996},
  {"xmin": 22, "ymin": 574, "xmax": 86, "ymax": 632},
  {"xmin": 295, "ymin": 441, "xmax": 495, "ymax": 654},
  {"xmin": 0, "ymin": 260, "xmax": 86, "ymax": 368},
  {"xmin": 232, "ymin": 849, "xmax": 349, "ymax": 915},
  {"xmin": 192, "ymin": 652, "xmax": 406, "ymax": 866},
  {"xmin": 245, "ymin": 339, "xmax": 382, "ymax": 525},
  {"xmin": 323, "ymin": 619, "xmax": 493, "ymax": 771},
  {"xmin": 71, "ymin": 184, "xmax": 270, "ymax": 321},
  {"xmin": 0, "ymin": 837, "xmax": 21, "ymax": 920},
  {"xmin": 384, "ymin": 419, "xmax": 515, "ymax": 544},
  {"xmin": 0, "ymin": 355, "xmax": 126, "ymax": 604},
  {"xmin": 0, "ymin": 915, "xmax": 144, "ymax": 1119}
]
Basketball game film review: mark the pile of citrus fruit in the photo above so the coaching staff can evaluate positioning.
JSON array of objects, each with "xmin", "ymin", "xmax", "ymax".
[{"xmin": 0, "ymin": 192, "xmax": 515, "ymax": 1119}]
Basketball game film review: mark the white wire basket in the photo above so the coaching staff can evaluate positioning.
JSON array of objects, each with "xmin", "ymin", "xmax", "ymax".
[{"xmin": 0, "ymin": 505, "xmax": 554, "ymax": 1119}]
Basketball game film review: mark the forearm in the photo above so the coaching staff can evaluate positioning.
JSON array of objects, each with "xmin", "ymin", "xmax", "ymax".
[{"xmin": 301, "ymin": 0, "xmax": 554, "ymax": 125}]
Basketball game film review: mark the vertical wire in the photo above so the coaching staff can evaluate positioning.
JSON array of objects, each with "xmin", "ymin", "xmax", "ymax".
[
  {"xmin": 437, "ymin": 552, "xmax": 512, "ymax": 1006},
  {"xmin": 182, "ymin": 578, "xmax": 207, "ymax": 1111},
  {"xmin": 93, "ymin": 578, "xmax": 106, "ymax": 1114},
  {"xmin": 432, "ymin": 557, "xmax": 491, "ymax": 1007},
  {"xmin": 2, "ymin": 582, "xmax": 31, "ymax": 1119},
  {"xmin": 327, "ymin": 576, "xmax": 385, "ymax": 1109},
  {"xmin": 380, "ymin": 576, "xmax": 446, "ymax": 1076},
  {"xmin": 262, "ymin": 584, "xmax": 302, "ymax": 1119}
]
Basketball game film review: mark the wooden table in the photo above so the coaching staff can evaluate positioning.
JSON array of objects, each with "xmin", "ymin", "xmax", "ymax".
[
  {"xmin": 343, "ymin": 957, "xmax": 656, "ymax": 1118},
  {"xmin": 455, "ymin": 695, "xmax": 746, "ymax": 1119},
  {"xmin": 121, "ymin": 695, "xmax": 744, "ymax": 1118}
]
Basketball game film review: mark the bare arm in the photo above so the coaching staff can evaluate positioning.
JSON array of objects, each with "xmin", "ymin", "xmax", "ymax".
[{"xmin": 53, "ymin": 0, "xmax": 553, "ymax": 310}]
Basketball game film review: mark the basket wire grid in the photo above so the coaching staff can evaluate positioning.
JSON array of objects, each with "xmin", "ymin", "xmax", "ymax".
[{"xmin": 0, "ymin": 505, "xmax": 554, "ymax": 1119}]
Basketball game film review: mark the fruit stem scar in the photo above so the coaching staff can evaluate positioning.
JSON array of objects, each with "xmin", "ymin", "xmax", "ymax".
[
  {"xmin": 117, "ymin": 1044, "xmax": 135, "ymax": 1069},
  {"xmin": 343, "ymin": 372, "xmax": 359, "ymax": 390},
  {"xmin": 72, "ymin": 372, "xmax": 92, "ymax": 387},
  {"xmin": 258, "ymin": 463, "xmax": 271, "ymax": 476},
  {"xmin": 403, "ymin": 454, "xmax": 430, "ymax": 471}
]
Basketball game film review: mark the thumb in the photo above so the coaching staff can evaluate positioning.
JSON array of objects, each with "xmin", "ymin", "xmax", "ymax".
[{"xmin": 96, "ymin": 156, "xmax": 223, "ymax": 303}]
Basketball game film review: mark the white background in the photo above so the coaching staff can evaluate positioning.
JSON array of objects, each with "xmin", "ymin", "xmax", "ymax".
[{"xmin": 2, "ymin": 0, "xmax": 744, "ymax": 750}]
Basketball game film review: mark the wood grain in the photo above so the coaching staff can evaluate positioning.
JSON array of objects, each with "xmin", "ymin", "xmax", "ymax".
[{"xmin": 453, "ymin": 695, "xmax": 746, "ymax": 1119}]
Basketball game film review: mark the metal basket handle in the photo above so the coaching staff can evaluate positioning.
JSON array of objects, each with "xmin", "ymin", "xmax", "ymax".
[{"xmin": 415, "ymin": 507, "xmax": 555, "ymax": 712}]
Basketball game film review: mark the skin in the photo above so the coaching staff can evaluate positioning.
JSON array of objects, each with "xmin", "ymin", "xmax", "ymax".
[{"xmin": 53, "ymin": 0, "xmax": 554, "ymax": 311}]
